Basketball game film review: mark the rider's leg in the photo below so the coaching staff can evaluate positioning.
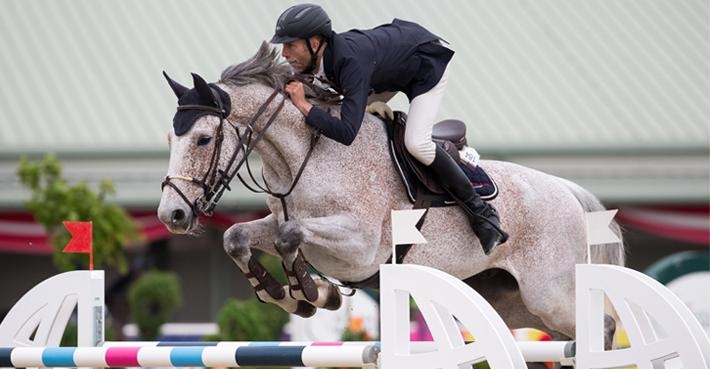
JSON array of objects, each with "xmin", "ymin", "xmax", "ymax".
[{"xmin": 404, "ymin": 65, "xmax": 508, "ymax": 254}]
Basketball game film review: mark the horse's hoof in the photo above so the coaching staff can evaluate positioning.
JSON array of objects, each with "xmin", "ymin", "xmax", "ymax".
[
  {"xmin": 322, "ymin": 283, "xmax": 342, "ymax": 310},
  {"xmin": 293, "ymin": 300, "xmax": 317, "ymax": 318}
]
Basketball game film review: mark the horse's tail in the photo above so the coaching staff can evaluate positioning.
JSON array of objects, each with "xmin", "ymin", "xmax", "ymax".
[{"xmin": 558, "ymin": 177, "xmax": 626, "ymax": 266}]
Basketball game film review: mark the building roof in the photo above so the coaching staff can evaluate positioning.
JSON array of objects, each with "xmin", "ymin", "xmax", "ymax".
[{"xmin": 0, "ymin": 0, "xmax": 708, "ymax": 208}]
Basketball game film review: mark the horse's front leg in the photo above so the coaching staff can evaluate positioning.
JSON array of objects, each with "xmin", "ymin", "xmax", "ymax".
[
  {"xmin": 274, "ymin": 215, "xmax": 377, "ymax": 312},
  {"xmin": 223, "ymin": 214, "xmax": 317, "ymax": 317}
]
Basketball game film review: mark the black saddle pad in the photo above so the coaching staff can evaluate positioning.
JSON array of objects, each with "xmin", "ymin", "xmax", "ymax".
[{"xmin": 384, "ymin": 113, "xmax": 498, "ymax": 207}]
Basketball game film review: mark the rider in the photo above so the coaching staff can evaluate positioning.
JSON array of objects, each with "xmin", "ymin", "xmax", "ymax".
[{"xmin": 271, "ymin": 3, "xmax": 508, "ymax": 254}]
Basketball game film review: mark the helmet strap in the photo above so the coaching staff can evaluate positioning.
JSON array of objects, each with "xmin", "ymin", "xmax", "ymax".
[{"xmin": 304, "ymin": 37, "xmax": 325, "ymax": 74}]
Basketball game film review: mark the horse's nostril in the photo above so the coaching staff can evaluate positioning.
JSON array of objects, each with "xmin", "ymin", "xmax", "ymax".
[{"xmin": 171, "ymin": 209, "xmax": 186, "ymax": 224}]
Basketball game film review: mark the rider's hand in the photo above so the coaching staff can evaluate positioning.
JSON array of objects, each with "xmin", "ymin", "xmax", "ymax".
[
  {"xmin": 366, "ymin": 101, "xmax": 394, "ymax": 120},
  {"xmin": 285, "ymin": 81, "xmax": 312, "ymax": 116}
]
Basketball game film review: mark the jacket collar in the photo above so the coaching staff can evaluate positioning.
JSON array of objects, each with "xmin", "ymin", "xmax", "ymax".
[{"xmin": 322, "ymin": 36, "xmax": 335, "ymax": 82}]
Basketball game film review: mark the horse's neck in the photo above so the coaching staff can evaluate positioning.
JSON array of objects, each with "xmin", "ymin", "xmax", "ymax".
[{"xmin": 226, "ymin": 85, "xmax": 313, "ymax": 191}]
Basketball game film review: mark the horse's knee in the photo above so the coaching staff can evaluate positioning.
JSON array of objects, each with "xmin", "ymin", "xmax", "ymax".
[
  {"xmin": 274, "ymin": 220, "xmax": 304, "ymax": 256},
  {"xmin": 223, "ymin": 225, "xmax": 251, "ymax": 260}
]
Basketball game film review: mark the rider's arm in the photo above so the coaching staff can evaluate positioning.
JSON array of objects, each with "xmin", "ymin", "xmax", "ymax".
[{"xmin": 305, "ymin": 59, "xmax": 370, "ymax": 146}]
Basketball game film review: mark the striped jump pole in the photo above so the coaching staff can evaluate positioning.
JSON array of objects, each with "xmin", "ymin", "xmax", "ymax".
[
  {"xmin": 409, "ymin": 341, "xmax": 575, "ymax": 364},
  {"xmin": 102, "ymin": 340, "xmax": 576, "ymax": 364},
  {"xmin": 0, "ymin": 342, "xmax": 380, "ymax": 368},
  {"xmin": 0, "ymin": 341, "xmax": 575, "ymax": 368}
]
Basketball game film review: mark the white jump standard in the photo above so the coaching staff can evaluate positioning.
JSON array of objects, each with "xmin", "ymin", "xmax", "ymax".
[{"xmin": 1, "ymin": 264, "xmax": 708, "ymax": 368}]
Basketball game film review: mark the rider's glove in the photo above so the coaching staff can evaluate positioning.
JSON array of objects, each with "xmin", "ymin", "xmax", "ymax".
[{"xmin": 366, "ymin": 101, "xmax": 394, "ymax": 120}]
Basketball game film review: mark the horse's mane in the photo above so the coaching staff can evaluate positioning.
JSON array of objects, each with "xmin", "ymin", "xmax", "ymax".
[{"xmin": 219, "ymin": 41, "xmax": 292, "ymax": 91}]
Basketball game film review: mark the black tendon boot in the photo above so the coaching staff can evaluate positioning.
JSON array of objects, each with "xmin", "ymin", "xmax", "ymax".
[{"xmin": 429, "ymin": 146, "xmax": 509, "ymax": 254}]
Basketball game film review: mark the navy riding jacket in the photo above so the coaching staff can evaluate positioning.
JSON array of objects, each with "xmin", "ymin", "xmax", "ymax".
[{"xmin": 305, "ymin": 19, "xmax": 454, "ymax": 145}]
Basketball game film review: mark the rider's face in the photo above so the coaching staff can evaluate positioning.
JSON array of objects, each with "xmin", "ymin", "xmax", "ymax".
[
  {"xmin": 281, "ymin": 37, "xmax": 320, "ymax": 73},
  {"xmin": 281, "ymin": 39, "xmax": 310, "ymax": 72}
]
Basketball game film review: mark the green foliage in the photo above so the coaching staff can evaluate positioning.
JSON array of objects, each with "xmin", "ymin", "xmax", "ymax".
[
  {"xmin": 60, "ymin": 322, "xmax": 77, "ymax": 347},
  {"xmin": 127, "ymin": 270, "xmax": 182, "ymax": 340},
  {"xmin": 215, "ymin": 298, "xmax": 289, "ymax": 341},
  {"xmin": 17, "ymin": 154, "xmax": 140, "ymax": 273},
  {"xmin": 258, "ymin": 252, "xmax": 287, "ymax": 284}
]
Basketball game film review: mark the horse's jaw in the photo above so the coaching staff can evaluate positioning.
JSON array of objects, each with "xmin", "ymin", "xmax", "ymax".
[{"xmin": 160, "ymin": 214, "xmax": 200, "ymax": 235}]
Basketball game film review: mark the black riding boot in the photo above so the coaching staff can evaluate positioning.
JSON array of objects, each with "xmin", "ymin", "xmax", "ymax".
[{"xmin": 429, "ymin": 146, "xmax": 509, "ymax": 254}]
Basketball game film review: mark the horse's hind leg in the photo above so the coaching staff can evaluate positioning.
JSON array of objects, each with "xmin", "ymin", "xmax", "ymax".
[
  {"xmin": 519, "ymin": 269, "xmax": 621, "ymax": 353},
  {"xmin": 274, "ymin": 220, "xmax": 342, "ymax": 311},
  {"xmin": 515, "ymin": 270, "xmax": 618, "ymax": 352},
  {"xmin": 515, "ymin": 267, "xmax": 577, "ymax": 341},
  {"xmin": 223, "ymin": 214, "xmax": 317, "ymax": 317},
  {"xmin": 464, "ymin": 269, "xmax": 552, "ymax": 332}
]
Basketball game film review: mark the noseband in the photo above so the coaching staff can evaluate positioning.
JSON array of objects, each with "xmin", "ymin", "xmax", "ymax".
[{"xmin": 162, "ymin": 89, "xmax": 320, "ymax": 220}]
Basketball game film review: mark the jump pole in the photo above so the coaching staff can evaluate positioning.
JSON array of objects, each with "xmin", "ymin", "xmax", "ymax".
[{"xmin": 0, "ymin": 343, "xmax": 379, "ymax": 368}]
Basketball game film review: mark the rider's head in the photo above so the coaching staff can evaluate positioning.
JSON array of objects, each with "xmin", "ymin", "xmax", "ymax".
[{"xmin": 270, "ymin": 3, "xmax": 332, "ymax": 74}]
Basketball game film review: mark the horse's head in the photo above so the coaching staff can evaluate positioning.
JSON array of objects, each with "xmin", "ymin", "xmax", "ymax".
[
  {"xmin": 157, "ymin": 71, "xmax": 242, "ymax": 234},
  {"xmin": 158, "ymin": 42, "xmax": 313, "ymax": 234}
]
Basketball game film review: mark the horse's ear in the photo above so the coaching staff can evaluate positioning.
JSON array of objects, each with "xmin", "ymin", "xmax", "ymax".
[
  {"xmin": 163, "ymin": 71, "xmax": 189, "ymax": 98},
  {"xmin": 191, "ymin": 73, "xmax": 215, "ymax": 105}
]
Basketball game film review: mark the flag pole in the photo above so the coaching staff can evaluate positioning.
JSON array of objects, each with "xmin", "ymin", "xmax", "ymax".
[{"xmin": 89, "ymin": 221, "xmax": 93, "ymax": 271}]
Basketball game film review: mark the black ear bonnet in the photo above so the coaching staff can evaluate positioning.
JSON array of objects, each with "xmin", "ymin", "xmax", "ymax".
[{"xmin": 163, "ymin": 71, "xmax": 232, "ymax": 136}]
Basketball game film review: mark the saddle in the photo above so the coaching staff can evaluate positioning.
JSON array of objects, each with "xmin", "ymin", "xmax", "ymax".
[
  {"xmin": 343, "ymin": 113, "xmax": 500, "ymax": 289},
  {"xmin": 385, "ymin": 111, "xmax": 498, "ymax": 207}
]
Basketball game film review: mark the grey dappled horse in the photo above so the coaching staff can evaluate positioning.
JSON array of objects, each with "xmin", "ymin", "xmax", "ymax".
[{"xmin": 157, "ymin": 43, "xmax": 624, "ymax": 343}]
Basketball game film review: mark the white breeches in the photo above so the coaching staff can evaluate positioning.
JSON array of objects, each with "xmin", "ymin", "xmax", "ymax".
[{"xmin": 404, "ymin": 64, "xmax": 451, "ymax": 166}]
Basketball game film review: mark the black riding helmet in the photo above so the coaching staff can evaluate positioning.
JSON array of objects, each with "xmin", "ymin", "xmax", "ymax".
[
  {"xmin": 271, "ymin": 3, "xmax": 332, "ymax": 73},
  {"xmin": 271, "ymin": 3, "xmax": 332, "ymax": 43}
]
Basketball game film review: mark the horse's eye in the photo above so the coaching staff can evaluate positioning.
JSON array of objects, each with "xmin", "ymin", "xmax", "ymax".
[{"xmin": 197, "ymin": 136, "xmax": 212, "ymax": 146}]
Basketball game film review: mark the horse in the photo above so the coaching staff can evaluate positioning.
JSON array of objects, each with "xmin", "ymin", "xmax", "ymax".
[{"xmin": 157, "ymin": 42, "xmax": 625, "ymax": 344}]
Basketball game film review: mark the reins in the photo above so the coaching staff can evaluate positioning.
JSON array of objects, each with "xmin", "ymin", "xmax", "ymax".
[
  {"xmin": 162, "ymin": 88, "xmax": 321, "ymax": 222},
  {"xmin": 162, "ymin": 79, "xmax": 349, "ymax": 293},
  {"xmin": 237, "ymin": 133, "xmax": 321, "ymax": 221}
]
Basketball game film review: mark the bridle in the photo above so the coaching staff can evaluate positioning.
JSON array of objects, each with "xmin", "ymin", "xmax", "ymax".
[{"xmin": 162, "ymin": 88, "xmax": 321, "ymax": 220}]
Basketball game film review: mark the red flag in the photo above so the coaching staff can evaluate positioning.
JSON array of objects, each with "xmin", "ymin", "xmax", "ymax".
[{"xmin": 63, "ymin": 221, "xmax": 93, "ymax": 269}]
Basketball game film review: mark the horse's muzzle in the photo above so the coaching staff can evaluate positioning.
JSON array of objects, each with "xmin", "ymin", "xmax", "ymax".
[{"xmin": 157, "ymin": 205, "xmax": 196, "ymax": 234}]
